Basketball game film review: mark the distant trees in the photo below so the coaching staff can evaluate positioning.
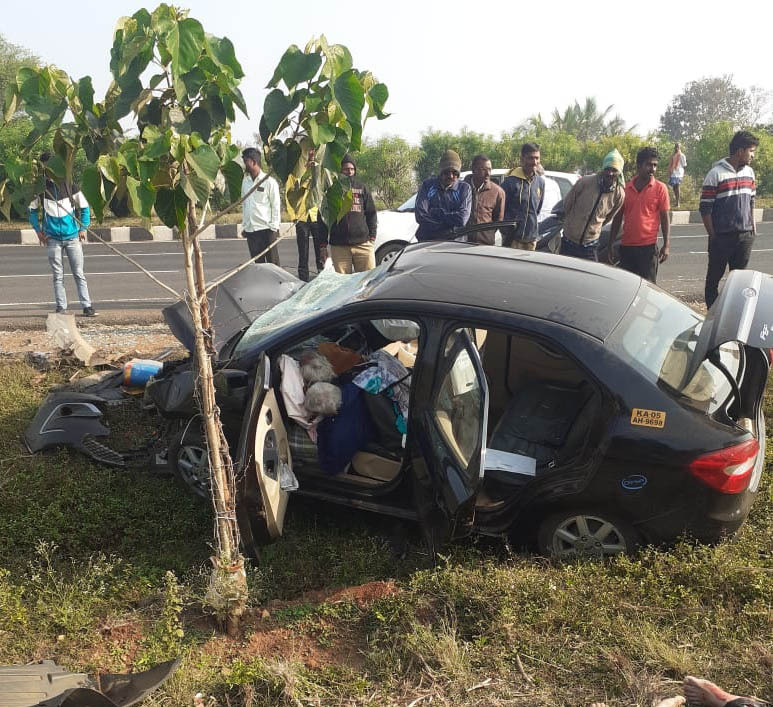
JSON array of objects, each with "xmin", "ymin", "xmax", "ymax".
[
  {"xmin": 660, "ymin": 75, "xmax": 773, "ymax": 144},
  {"xmin": 0, "ymin": 34, "xmax": 39, "ymax": 101},
  {"xmin": 354, "ymin": 136, "xmax": 419, "ymax": 209}
]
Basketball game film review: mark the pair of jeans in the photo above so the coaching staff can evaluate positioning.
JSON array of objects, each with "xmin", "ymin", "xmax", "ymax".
[
  {"xmin": 704, "ymin": 231, "xmax": 754, "ymax": 308},
  {"xmin": 244, "ymin": 229, "xmax": 280, "ymax": 265},
  {"xmin": 295, "ymin": 219, "xmax": 325, "ymax": 281},
  {"xmin": 559, "ymin": 237, "xmax": 598, "ymax": 261},
  {"xmin": 46, "ymin": 237, "xmax": 91, "ymax": 310},
  {"xmin": 619, "ymin": 244, "xmax": 659, "ymax": 283},
  {"xmin": 330, "ymin": 242, "xmax": 375, "ymax": 273}
]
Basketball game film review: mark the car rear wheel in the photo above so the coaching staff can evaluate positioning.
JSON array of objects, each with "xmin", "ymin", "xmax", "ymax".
[
  {"xmin": 537, "ymin": 510, "xmax": 639, "ymax": 559},
  {"xmin": 168, "ymin": 423, "xmax": 211, "ymax": 499},
  {"xmin": 376, "ymin": 241, "xmax": 406, "ymax": 265}
]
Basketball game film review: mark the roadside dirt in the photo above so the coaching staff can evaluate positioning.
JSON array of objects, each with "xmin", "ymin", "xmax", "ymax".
[{"xmin": 0, "ymin": 321, "xmax": 183, "ymax": 359}]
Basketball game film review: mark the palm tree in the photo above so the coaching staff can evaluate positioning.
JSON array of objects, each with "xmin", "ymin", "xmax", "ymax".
[{"xmin": 548, "ymin": 98, "xmax": 634, "ymax": 140}]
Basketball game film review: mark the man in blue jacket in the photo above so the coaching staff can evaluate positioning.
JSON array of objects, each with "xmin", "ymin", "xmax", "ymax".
[
  {"xmin": 29, "ymin": 153, "xmax": 96, "ymax": 316},
  {"xmin": 500, "ymin": 143, "xmax": 545, "ymax": 250},
  {"xmin": 415, "ymin": 150, "xmax": 472, "ymax": 241}
]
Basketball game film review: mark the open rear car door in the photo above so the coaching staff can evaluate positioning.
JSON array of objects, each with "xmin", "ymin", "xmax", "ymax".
[
  {"xmin": 236, "ymin": 353, "xmax": 293, "ymax": 556},
  {"xmin": 410, "ymin": 328, "xmax": 489, "ymax": 554}
]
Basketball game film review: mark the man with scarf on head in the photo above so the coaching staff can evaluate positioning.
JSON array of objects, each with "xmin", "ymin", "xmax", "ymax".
[
  {"xmin": 560, "ymin": 149, "xmax": 626, "ymax": 261},
  {"xmin": 415, "ymin": 149, "xmax": 473, "ymax": 241},
  {"xmin": 320, "ymin": 154, "xmax": 378, "ymax": 273}
]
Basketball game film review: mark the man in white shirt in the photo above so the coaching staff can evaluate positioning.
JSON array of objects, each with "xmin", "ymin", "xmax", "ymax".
[{"xmin": 241, "ymin": 147, "xmax": 281, "ymax": 265}]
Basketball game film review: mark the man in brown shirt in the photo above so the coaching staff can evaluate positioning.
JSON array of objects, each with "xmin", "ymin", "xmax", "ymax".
[{"xmin": 463, "ymin": 154, "xmax": 505, "ymax": 245}]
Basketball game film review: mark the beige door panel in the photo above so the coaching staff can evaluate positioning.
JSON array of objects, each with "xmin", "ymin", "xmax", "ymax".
[{"xmin": 253, "ymin": 387, "xmax": 291, "ymax": 538}]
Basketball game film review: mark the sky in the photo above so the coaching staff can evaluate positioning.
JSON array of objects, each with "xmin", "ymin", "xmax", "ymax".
[{"xmin": 5, "ymin": 0, "xmax": 773, "ymax": 149}]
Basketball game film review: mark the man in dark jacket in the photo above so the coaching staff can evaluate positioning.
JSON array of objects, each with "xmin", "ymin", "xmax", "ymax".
[
  {"xmin": 500, "ymin": 143, "xmax": 545, "ymax": 250},
  {"xmin": 321, "ymin": 154, "xmax": 378, "ymax": 273},
  {"xmin": 415, "ymin": 149, "xmax": 472, "ymax": 241}
]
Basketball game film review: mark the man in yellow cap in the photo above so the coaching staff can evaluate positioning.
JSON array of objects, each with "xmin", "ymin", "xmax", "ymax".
[
  {"xmin": 559, "ymin": 149, "xmax": 626, "ymax": 261},
  {"xmin": 415, "ymin": 149, "xmax": 473, "ymax": 241}
]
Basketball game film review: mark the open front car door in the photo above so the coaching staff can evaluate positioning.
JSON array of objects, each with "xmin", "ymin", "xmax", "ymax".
[
  {"xmin": 410, "ymin": 327, "xmax": 489, "ymax": 554},
  {"xmin": 236, "ymin": 354, "xmax": 293, "ymax": 556}
]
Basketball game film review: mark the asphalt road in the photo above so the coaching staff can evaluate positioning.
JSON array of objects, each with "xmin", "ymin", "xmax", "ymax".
[{"xmin": 2, "ymin": 223, "xmax": 773, "ymax": 327}]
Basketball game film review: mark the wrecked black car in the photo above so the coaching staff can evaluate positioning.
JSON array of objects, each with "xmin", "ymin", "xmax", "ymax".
[
  {"xmin": 26, "ymin": 234, "xmax": 772, "ymax": 559},
  {"xmin": 142, "ymin": 239, "xmax": 772, "ymax": 559}
]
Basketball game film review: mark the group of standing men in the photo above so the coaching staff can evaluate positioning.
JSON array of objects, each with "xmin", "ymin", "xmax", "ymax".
[
  {"xmin": 241, "ymin": 147, "xmax": 378, "ymax": 281},
  {"xmin": 411, "ymin": 130, "xmax": 760, "ymax": 306},
  {"xmin": 27, "ymin": 130, "xmax": 759, "ymax": 314}
]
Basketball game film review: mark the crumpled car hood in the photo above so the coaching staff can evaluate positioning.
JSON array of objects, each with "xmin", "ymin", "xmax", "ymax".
[{"xmin": 162, "ymin": 263, "xmax": 303, "ymax": 354}]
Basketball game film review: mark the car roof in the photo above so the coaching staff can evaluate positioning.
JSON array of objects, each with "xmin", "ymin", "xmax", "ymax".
[
  {"xmin": 460, "ymin": 168, "xmax": 579, "ymax": 181},
  {"xmin": 365, "ymin": 242, "xmax": 641, "ymax": 340}
]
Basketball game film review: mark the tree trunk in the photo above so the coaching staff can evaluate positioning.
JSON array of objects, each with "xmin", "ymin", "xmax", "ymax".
[{"xmin": 180, "ymin": 197, "xmax": 247, "ymax": 635}]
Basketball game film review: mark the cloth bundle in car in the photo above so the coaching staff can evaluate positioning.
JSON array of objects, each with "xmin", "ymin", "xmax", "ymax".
[{"xmin": 488, "ymin": 382, "xmax": 591, "ymax": 468}]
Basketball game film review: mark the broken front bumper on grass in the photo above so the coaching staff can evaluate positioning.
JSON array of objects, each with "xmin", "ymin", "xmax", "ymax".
[{"xmin": 0, "ymin": 658, "xmax": 180, "ymax": 707}]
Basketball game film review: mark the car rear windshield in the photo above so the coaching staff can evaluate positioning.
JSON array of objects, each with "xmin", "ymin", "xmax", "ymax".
[
  {"xmin": 608, "ymin": 284, "xmax": 741, "ymax": 414},
  {"xmin": 234, "ymin": 264, "xmax": 389, "ymax": 358}
]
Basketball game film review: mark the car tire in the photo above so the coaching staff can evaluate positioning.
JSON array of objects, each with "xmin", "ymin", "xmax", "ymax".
[
  {"xmin": 376, "ymin": 241, "xmax": 406, "ymax": 265},
  {"xmin": 168, "ymin": 421, "xmax": 211, "ymax": 499},
  {"xmin": 537, "ymin": 509, "xmax": 640, "ymax": 559}
]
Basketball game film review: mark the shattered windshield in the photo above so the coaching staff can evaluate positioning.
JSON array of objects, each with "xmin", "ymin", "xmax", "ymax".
[{"xmin": 234, "ymin": 265, "xmax": 388, "ymax": 357}]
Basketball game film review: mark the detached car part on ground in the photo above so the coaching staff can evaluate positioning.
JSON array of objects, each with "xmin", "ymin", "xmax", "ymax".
[
  {"xmin": 0, "ymin": 658, "xmax": 179, "ymax": 707},
  {"xmin": 141, "ymin": 234, "xmax": 771, "ymax": 560}
]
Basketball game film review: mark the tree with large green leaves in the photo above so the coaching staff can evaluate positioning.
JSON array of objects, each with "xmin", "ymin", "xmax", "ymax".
[
  {"xmin": 258, "ymin": 36, "xmax": 389, "ymax": 228},
  {"xmin": 0, "ymin": 7, "xmax": 389, "ymax": 634}
]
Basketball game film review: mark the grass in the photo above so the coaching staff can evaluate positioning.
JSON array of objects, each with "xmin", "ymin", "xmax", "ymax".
[{"xmin": 0, "ymin": 359, "xmax": 771, "ymax": 705}]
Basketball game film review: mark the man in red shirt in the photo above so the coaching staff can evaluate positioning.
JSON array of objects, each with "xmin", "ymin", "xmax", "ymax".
[{"xmin": 609, "ymin": 147, "xmax": 670, "ymax": 283}]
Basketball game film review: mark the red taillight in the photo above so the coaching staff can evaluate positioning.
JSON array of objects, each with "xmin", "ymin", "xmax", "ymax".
[{"xmin": 688, "ymin": 439, "xmax": 759, "ymax": 494}]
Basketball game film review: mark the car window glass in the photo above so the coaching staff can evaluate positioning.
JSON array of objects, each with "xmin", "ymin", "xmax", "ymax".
[
  {"xmin": 434, "ymin": 329, "xmax": 484, "ymax": 466},
  {"xmin": 609, "ymin": 285, "xmax": 740, "ymax": 413},
  {"xmin": 397, "ymin": 194, "xmax": 416, "ymax": 212},
  {"xmin": 235, "ymin": 265, "xmax": 388, "ymax": 357}
]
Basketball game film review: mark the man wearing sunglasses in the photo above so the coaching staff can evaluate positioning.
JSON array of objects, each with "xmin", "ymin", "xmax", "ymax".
[{"xmin": 415, "ymin": 149, "xmax": 472, "ymax": 241}]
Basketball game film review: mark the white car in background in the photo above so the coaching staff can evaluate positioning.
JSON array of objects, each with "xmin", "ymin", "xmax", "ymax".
[{"xmin": 374, "ymin": 169, "xmax": 579, "ymax": 264}]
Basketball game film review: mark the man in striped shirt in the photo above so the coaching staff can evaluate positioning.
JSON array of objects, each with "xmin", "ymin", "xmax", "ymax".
[{"xmin": 700, "ymin": 131, "xmax": 758, "ymax": 307}]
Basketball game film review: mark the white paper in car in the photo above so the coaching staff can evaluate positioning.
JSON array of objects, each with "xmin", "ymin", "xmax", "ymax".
[{"xmin": 484, "ymin": 449, "xmax": 536, "ymax": 477}]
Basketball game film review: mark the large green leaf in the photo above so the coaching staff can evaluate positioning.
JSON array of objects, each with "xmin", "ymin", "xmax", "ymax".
[
  {"xmin": 167, "ymin": 17, "xmax": 205, "ymax": 76},
  {"xmin": 185, "ymin": 144, "xmax": 220, "ymax": 184},
  {"xmin": 320, "ymin": 178, "xmax": 353, "ymax": 226},
  {"xmin": 181, "ymin": 170, "xmax": 210, "ymax": 205},
  {"xmin": 309, "ymin": 116, "xmax": 336, "ymax": 145},
  {"xmin": 97, "ymin": 155, "xmax": 122, "ymax": 185},
  {"xmin": 188, "ymin": 106, "xmax": 212, "ymax": 141},
  {"xmin": 77, "ymin": 77, "xmax": 94, "ymax": 112},
  {"xmin": 322, "ymin": 129, "xmax": 349, "ymax": 173},
  {"xmin": 155, "ymin": 185, "xmax": 188, "ymax": 231},
  {"xmin": 221, "ymin": 160, "xmax": 244, "ymax": 203},
  {"xmin": 24, "ymin": 95, "xmax": 67, "ymax": 135},
  {"xmin": 202, "ymin": 95, "xmax": 226, "ymax": 129},
  {"xmin": 44, "ymin": 154, "xmax": 67, "ymax": 181},
  {"xmin": 263, "ymin": 89, "xmax": 298, "ymax": 134},
  {"xmin": 114, "ymin": 77, "xmax": 142, "ymax": 119},
  {"xmin": 126, "ymin": 176, "xmax": 155, "ymax": 219},
  {"xmin": 320, "ymin": 43, "xmax": 352, "ymax": 80},
  {"xmin": 332, "ymin": 70, "xmax": 365, "ymax": 128},
  {"xmin": 270, "ymin": 140, "xmax": 301, "ymax": 182},
  {"xmin": 268, "ymin": 45, "xmax": 321, "ymax": 89},
  {"xmin": 3, "ymin": 84, "xmax": 18, "ymax": 124},
  {"xmin": 81, "ymin": 165, "xmax": 106, "ymax": 222},
  {"xmin": 367, "ymin": 83, "xmax": 390, "ymax": 119},
  {"xmin": 205, "ymin": 34, "xmax": 244, "ymax": 79}
]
